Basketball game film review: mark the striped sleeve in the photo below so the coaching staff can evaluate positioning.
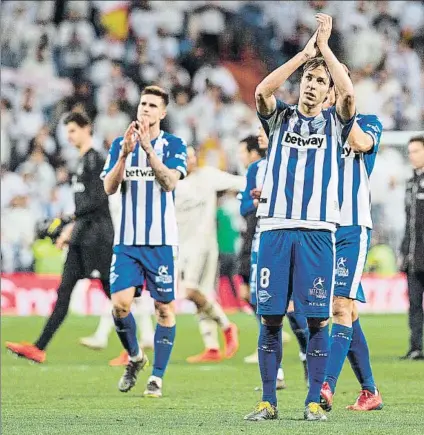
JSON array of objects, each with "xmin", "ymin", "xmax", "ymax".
[
  {"xmin": 358, "ymin": 115, "xmax": 383, "ymax": 154},
  {"xmin": 164, "ymin": 137, "xmax": 187, "ymax": 179},
  {"xmin": 257, "ymin": 99, "xmax": 289, "ymax": 137},
  {"xmin": 100, "ymin": 137, "xmax": 123, "ymax": 180}
]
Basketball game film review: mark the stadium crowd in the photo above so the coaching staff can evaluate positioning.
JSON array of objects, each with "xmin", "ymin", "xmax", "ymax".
[{"xmin": 1, "ymin": 0, "xmax": 423, "ymax": 273}]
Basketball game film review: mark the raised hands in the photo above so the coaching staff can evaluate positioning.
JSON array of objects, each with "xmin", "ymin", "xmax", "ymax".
[
  {"xmin": 134, "ymin": 117, "xmax": 152, "ymax": 153},
  {"xmin": 316, "ymin": 13, "xmax": 332, "ymax": 49},
  {"xmin": 302, "ymin": 29, "xmax": 319, "ymax": 60},
  {"xmin": 121, "ymin": 122, "xmax": 138, "ymax": 158}
]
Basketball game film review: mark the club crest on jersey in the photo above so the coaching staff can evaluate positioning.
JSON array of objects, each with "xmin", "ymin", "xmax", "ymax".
[
  {"xmin": 336, "ymin": 257, "xmax": 349, "ymax": 278},
  {"xmin": 156, "ymin": 265, "xmax": 173, "ymax": 284},
  {"xmin": 124, "ymin": 166, "xmax": 155, "ymax": 181},
  {"xmin": 309, "ymin": 277, "xmax": 327, "ymax": 299},
  {"xmin": 282, "ymin": 131, "xmax": 327, "ymax": 149}
]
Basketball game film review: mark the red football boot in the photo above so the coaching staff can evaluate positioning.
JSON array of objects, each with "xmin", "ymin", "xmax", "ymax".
[
  {"xmin": 320, "ymin": 381, "xmax": 334, "ymax": 412},
  {"xmin": 109, "ymin": 350, "xmax": 129, "ymax": 367},
  {"xmin": 347, "ymin": 389, "xmax": 383, "ymax": 411},
  {"xmin": 186, "ymin": 348, "xmax": 222, "ymax": 363},
  {"xmin": 223, "ymin": 323, "xmax": 239, "ymax": 359},
  {"xmin": 5, "ymin": 341, "xmax": 46, "ymax": 363}
]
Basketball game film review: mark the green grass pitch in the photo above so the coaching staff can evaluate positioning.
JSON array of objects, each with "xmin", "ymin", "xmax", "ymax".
[{"xmin": 1, "ymin": 313, "xmax": 423, "ymax": 435}]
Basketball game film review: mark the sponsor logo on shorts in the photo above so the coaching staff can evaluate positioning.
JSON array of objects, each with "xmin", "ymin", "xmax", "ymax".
[
  {"xmin": 155, "ymin": 265, "xmax": 173, "ymax": 284},
  {"xmin": 282, "ymin": 131, "xmax": 327, "ymax": 149},
  {"xmin": 336, "ymin": 257, "xmax": 349, "ymax": 278},
  {"xmin": 309, "ymin": 277, "xmax": 327, "ymax": 299},
  {"xmin": 258, "ymin": 289, "xmax": 272, "ymax": 303},
  {"xmin": 157, "ymin": 287, "xmax": 172, "ymax": 293}
]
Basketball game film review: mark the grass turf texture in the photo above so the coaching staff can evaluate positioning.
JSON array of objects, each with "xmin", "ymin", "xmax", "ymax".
[{"xmin": 1, "ymin": 314, "xmax": 423, "ymax": 435}]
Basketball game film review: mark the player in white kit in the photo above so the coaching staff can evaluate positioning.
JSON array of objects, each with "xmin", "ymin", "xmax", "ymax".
[{"xmin": 175, "ymin": 146, "xmax": 246, "ymax": 363}]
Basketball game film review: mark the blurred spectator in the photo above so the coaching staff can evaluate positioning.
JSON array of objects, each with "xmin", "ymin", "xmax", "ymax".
[
  {"xmin": 0, "ymin": 165, "xmax": 36, "ymax": 272},
  {"xmin": 46, "ymin": 165, "xmax": 75, "ymax": 220},
  {"xmin": 94, "ymin": 100, "xmax": 131, "ymax": 144},
  {"xmin": 96, "ymin": 61, "xmax": 139, "ymax": 115},
  {"xmin": 16, "ymin": 138, "xmax": 57, "ymax": 215},
  {"xmin": 55, "ymin": 5, "xmax": 96, "ymax": 80},
  {"xmin": 371, "ymin": 144, "xmax": 410, "ymax": 254},
  {"xmin": 9, "ymin": 87, "xmax": 45, "ymax": 164}
]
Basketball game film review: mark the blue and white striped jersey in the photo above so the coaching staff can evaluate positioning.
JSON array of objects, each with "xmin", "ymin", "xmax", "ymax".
[
  {"xmin": 101, "ymin": 130, "xmax": 187, "ymax": 246},
  {"xmin": 339, "ymin": 114, "xmax": 382, "ymax": 229},
  {"xmin": 240, "ymin": 158, "xmax": 267, "ymax": 217},
  {"xmin": 257, "ymin": 100, "xmax": 354, "ymax": 226}
]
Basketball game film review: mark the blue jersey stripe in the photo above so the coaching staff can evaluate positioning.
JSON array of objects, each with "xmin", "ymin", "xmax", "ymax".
[
  {"xmin": 338, "ymin": 156, "xmax": 345, "ymax": 210},
  {"xmin": 269, "ymin": 116, "xmax": 287, "ymax": 216},
  {"xmin": 284, "ymin": 148, "xmax": 298, "ymax": 218},
  {"xmin": 131, "ymin": 146, "xmax": 139, "ymax": 245},
  {"xmin": 145, "ymin": 181, "xmax": 153, "ymax": 244},
  {"xmin": 351, "ymin": 156, "xmax": 361, "ymax": 225},
  {"xmin": 320, "ymin": 111, "xmax": 332, "ymax": 221},
  {"xmin": 119, "ymin": 182, "xmax": 126, "ymax": 244},
  {"xmin": 160, "ymin": 191, "xmax": 166, "ymax": 244}
]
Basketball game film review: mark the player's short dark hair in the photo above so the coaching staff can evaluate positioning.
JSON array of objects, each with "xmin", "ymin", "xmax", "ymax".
[
  {"xmin": 241, "ymin": 135, "xmax": 266, "ymax": 158},
  {"xmin": 63, "ymin": 112, "xmax": 91, "ymax": 127},
  {"xmin": 409, "ymin": 135, "xmax": 424, "ymax": 146},
  {"xmin": 141, "ymin": 85, "xmax": 169, "ymax": 107},
  {"xmin": 303, "ymin": 57, "xmax": 334, "ymax": 88}
]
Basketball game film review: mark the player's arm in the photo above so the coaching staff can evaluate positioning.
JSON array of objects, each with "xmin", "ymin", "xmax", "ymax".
[
  {"xmin": 103, "ymin": 123, "xmax": 137, "ymax": 195},
  {"xmin": 316, "ymin": 14, "xmax": 355, "ymax": 122},
  {"xmin": 208, "ymin": 167, "xmax": 246, "ymax": 194},
  {"xmin": 137, "ymin": 119, "xmax": 187, "ymax": 192},
  {"xmin": 55, "ymin": 222, "xmax": 75, "ymax": 250},
  {"xmin": 255, "ymin": 30, "xmax": 319, "ymax": 117},
  {"xmin": 240, "ymin": 165, "xmax": 256, "ymax": 217},
  {"xmin": 348, "ymin": 114, "xmax": 384, "ymax": 153},
  {"xmin": 148, "ymin": 157, "xmax": 181, "ymax": 192}
]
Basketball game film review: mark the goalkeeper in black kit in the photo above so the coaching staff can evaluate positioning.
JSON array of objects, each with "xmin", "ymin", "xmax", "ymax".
[{"xmin": 6, "ymin": 112, "xmax": 114, "ymax": 363}]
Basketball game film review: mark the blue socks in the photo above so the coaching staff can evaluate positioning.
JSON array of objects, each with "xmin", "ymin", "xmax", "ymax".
[
  {"xmin": 113, "ymin": 312, "xmax": 139, "ymax": 357},
  {"xmin": 258, "ymin": 323, "xmax": 282, "ymax": 406},
  {"xmin": 325, "ymin": 323, "xmax": 353, "ymax": 393},
  {"xmin": 305, "ymin": 324, "xmax": 330, "ymax": 405},
  {"xmin": 347, "ymin": 319, "xmax": 376, "ymax": 393},
  {"xmin": 287, "ymin": 312, "xmax": 309, "ymax": 355},
  {"xmin": 152, "ymin": 324, "xmax": 176, "ymax": 378}
]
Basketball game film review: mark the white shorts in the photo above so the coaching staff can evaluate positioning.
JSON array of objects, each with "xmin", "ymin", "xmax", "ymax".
[{"xmin": 179, "ymin": 248, "xmax": 218, "ymax": 295}]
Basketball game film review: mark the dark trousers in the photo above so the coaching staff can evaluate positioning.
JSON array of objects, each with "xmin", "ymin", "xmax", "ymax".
[
  {"xmin": 407, "ymin": 271, "xmax": 424, "ymax": 352},
  {"xmin": 35, "ymin": 244, "xmax": 111, "ymax": 351}
]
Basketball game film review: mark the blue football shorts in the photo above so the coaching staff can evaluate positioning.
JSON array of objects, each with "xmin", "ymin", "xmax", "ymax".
[
  {"xmin": 334, "ymin": 225, "xmax": 371, "ymax": 303},
  {"xmin": 256, "ymin": 228, "xmax": 335, "ymax": 318},
  {"xmin": 110, "ymin": 245, "xmax": 177, "ymax": 303}
]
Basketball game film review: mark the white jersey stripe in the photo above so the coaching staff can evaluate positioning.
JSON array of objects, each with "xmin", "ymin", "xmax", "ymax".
[
  {"xmin": 135, "ymin": 149, "xmax": 147, "ymax": 245},
  {"xmin": 306, "ymin": 146, "xmax": 325, "ymax": 217},
  {"xmin": 349, "ymin": 226, "xmax": 368, "ymax": 299}
]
